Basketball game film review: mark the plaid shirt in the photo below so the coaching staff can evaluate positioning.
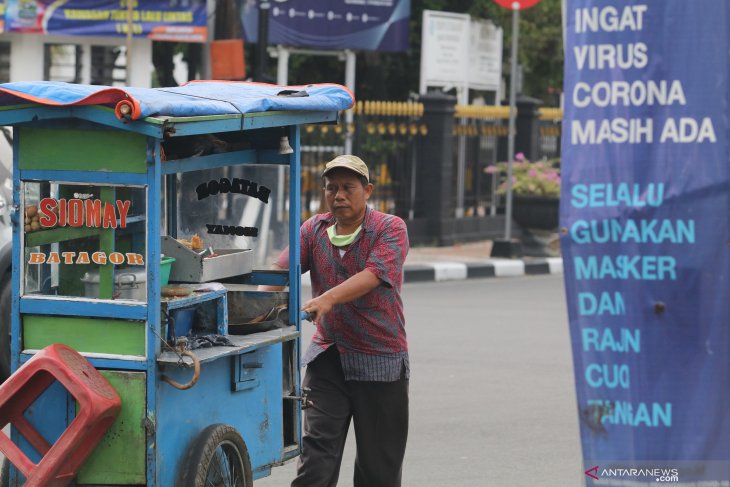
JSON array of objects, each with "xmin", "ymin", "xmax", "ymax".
[{"xmin": 277, "ymin": 207, "xmax": 409, "ymax": 381}]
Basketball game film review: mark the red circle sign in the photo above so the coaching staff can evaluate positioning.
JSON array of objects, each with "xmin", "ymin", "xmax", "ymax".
[{"xmin": 493, "ymin": 0, "xmax": 541, "ymax": 10}]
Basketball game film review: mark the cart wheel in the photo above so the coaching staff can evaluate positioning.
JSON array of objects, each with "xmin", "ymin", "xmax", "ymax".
[{"xmin": 180, "ymin": 424, "xmax": 252, "ymax": 487}]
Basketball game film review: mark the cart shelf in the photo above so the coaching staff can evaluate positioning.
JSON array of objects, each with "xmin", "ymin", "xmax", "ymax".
[
  {"xmin": 160, "ymin": 284, "xmax": 227, "ymax": 310},
  {"xmin": 156, "ymin": 326, "xmax": 299, "ymax": 366}
]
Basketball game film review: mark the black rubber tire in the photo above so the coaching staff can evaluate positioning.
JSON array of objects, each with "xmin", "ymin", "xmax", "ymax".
[
  {"xmin": 179, "ymin": 424, "xmax": 253, "ymax": 487},
  {"xmin": 0, "ymin": 274, "xmax": 11, "ymax": 382}
]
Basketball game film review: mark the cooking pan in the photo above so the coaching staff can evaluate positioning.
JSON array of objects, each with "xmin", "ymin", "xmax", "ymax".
[
  {"xmin": 228, "ymin": 303, "xmax": 288, "ymax": 334},
  {"xmin": 227, "ymin": 289, "xmax": 289, "ymax": 335}
]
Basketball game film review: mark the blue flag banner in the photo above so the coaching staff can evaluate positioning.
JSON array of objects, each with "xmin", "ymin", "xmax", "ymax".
[
  {"xmin": 239, "ymin": 0, "xmax": 410, "ymax": 53},
  {"xmin": 562, "ymin": 1, "xmax": 730, "ymax": 484},
  {"xmin": 1, "ymin": 0, "xmax": 207, "ymax": 42}
]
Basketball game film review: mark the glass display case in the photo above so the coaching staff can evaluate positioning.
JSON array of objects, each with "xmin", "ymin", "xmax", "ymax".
[{"xmin": 21, "ymin": 181, "xmax": 147, "ymax": 301}]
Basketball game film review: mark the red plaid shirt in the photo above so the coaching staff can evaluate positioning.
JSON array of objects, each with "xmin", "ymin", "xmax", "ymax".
[{"xmin": 277, "ymin": 207, "xmax": 409, "ymax": 381}]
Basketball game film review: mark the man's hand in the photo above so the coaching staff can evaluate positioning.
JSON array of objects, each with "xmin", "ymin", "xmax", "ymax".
[
  {"xmin": 301, "ymin": 269, "xmax": 381, "ymax": 323},
  {"xmin": 302, "ymin": 294, "xmax": 336, "ymax": 323}
]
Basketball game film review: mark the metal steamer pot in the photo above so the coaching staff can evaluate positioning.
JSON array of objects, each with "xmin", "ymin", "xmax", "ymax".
[{"xmin": 80, "ymin": 268, "xmax": 147, "ymax": 301}]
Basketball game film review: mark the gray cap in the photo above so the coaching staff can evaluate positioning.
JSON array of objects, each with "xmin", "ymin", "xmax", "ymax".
[{"xmin": 322, "ymin": 155, "xmax": 369, "ymax": 182}]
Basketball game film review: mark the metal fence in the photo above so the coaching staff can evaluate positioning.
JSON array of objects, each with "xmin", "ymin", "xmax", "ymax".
[
  {"xmin": 300, "ymin": 100, "xmax": 427, "ymax": 221},
  {"xmin": 299, "ymin": 100, "xmax": 562, "ymax": 224},
  {"xmin": 539, "ymin": 107, "xmax": 562, "ymax": 160},
  {"xmin": 453, "ymin": 105, "xmax": 509, "ymax": 218}
]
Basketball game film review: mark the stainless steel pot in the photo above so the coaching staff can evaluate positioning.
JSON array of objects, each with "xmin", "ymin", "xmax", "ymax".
[{"xmin": 80, "ymin": 268, "xmax": 147, "ymax": 301}]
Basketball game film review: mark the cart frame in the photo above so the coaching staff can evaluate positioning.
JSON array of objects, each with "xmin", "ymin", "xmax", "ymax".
[{"xmin": 1, "ymin": 102, "xmax": 337, "ymax": 485}]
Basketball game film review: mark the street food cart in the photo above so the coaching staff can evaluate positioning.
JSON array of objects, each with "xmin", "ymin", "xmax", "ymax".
[{"xmin": 0, "ymin": 81, "xmax": 353, "ymax": 486}]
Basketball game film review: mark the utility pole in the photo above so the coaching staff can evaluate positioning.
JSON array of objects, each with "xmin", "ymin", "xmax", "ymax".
[
  {"xmin": 254, "ymin": 1, "xmax": 270, "ymax": 82},
  {"xmin": 490, "ymin": 0, "xmax": 541, "ymax": 258}
]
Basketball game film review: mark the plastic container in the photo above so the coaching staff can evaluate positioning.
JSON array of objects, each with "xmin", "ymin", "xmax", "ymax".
[
  {"xmin": 160, "ymin": 256, "xmax": 175, "ymax": 286},
  {"xmin": 80, "ymin": 269, "xmax": 146, "ymax": 301},
  {"xmin": 167, "ymin": 307, "xmax": 195, "ymax": 340}
]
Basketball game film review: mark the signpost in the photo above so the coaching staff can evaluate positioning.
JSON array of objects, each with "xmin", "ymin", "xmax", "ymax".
[
  {"xmin": 420, "ymin": 10, "xmax": 503, "ymax": 218},
  {"xmin": 493, "ymin": 0, "xmax": 541, "ymax": 9},
  {"xmin": 491, "ymin": 0, "xmax": 540, "ymax": 256},
  {"xmin": 239, "ymin": 0, "xmax": 411, "ymax": 52},
  {"xmin": 240, "ymin": 0, "xmax": 411, "ymax": 154},
  {"xmin": 2, "ymin": 0, "xmax": 208, "ymax": 41},
  {"xmin": 468, "ymin": 19, "xmax": 503, "ymax": 93},
  {"xmin": 419, "ymin": 11, "xmax": 470, "ymax": 95}
]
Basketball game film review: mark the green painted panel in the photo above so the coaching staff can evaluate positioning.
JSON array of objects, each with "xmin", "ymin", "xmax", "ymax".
[
  {"xmin": 18, "ymin": 127, "xmax": 147, "ymax": 173},
  {"xmin": 23, "ymin": 316, "xmax": 145, "ymax": 356},
  {"xmin": 24, "ymin": 226, "xmax": 103, "ymax": 247},
  {"xmin": 77, "ymin": 371, "xmax": 147, "ymax": 485}
]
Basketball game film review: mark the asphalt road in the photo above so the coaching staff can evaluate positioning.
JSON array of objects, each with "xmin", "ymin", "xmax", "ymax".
[
  {"xmin": 0, "ymin": 275, "xmax": 583, "ymax": 485},
  {"xmin": 257, "ymin": 275, "xmax": 584, "ymax": 486}
]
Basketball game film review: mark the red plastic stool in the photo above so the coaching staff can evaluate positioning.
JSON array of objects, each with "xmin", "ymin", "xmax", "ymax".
[{"xmin": 0, "ymin": 343, "xmax": 121, "ymax": 487}]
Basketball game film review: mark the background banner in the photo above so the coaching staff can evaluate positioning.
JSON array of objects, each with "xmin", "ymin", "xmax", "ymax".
[
  {"xmin": 239, "ymin": 0, "xmax": 410, "ymax": 52},
  {"xmin": 2, "ymin": 0, "xmax": 207, "ymax": 42},
  {"xmin": 561, "ymin": 0, "xmax": 730, "ymax": 484}
]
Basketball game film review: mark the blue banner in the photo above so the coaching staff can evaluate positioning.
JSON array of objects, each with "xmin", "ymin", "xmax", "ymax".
[
  {"xmin": 562, "ymin": 1, "xmax": 730, "ymax": 484},
  {"xmin": 239, "ymin": 0, "xmax": 410, "ymax": 52},
  {"xmin": 2, "ymin": 0, "xmax": 207, "ymax": 42}
]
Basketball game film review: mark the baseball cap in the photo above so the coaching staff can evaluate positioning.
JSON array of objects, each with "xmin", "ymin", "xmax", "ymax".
[{"xmin": 322, "ymin": 155, "xmax": 369, "ymax": 182}]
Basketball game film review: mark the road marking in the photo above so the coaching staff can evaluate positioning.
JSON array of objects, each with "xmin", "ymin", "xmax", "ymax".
[{"xmin": 432, "ymin": 262, "xmax": 468, "ymax": 281}]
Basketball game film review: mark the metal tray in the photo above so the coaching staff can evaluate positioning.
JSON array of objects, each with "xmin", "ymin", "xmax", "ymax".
[{"xmin": 161, "ymin": 236, "xmax": 253, "ymax": 283}]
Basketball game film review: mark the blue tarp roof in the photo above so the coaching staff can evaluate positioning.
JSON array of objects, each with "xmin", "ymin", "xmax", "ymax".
[{"xmin": 0, "ymin": 81, "xmax": 354, "ymax": 121}]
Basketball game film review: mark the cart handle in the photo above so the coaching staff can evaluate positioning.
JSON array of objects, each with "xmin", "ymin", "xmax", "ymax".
[
  {"xmin": 161, "ymin": 351, "xmax": 201, "ymax": 390},
  {"xmin": 300, "ymin": 311, "xmax": 313, "ymax": 322}
]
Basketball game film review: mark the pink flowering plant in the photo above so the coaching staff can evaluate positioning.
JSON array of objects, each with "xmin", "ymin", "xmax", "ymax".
[{"xmin": 485, "ymin": 153, "xmax": 561, "ymax": 197}]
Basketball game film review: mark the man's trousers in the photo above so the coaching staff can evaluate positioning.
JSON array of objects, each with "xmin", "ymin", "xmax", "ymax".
[{"xmin": 291, "ymin": 346, "xmax": 409, "ymax": 487}]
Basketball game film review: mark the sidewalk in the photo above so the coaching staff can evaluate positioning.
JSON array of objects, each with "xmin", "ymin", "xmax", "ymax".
[{"xmin": 403, "ymin": 240, "xmax": 563, "ymax": 283}]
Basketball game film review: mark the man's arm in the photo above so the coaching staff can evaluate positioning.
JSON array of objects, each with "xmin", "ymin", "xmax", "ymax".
[{"xmin": 302, "ymin": 269, "xmax": 380, "ymax": 322}]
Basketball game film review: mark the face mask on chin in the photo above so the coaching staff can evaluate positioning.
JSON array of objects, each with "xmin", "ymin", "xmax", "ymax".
[{"xmin": 327, "ymin": 224, "xmax": 362, "ymax": 247}]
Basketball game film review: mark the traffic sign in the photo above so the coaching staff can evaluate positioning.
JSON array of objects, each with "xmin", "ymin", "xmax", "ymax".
[{"xmin": 493, "ymin": 0, "xmax": 541, "ymax": 10}]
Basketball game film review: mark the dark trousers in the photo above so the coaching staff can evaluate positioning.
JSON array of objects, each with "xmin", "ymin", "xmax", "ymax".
[{"xmin": 291, "ymin": 347, "xmax": 409, "ymax": 487}]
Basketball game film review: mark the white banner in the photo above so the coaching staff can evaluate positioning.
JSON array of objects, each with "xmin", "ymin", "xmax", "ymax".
[{"xmin": 420, "ymin": 10, "xmax": 503, "ymax": 94}]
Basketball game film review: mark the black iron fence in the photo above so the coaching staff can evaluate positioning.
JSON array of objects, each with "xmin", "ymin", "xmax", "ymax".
[
  {"xmin": 298, "ymin": 98, "xmax": 562, "ymax": 245},
  {"xmin": 539, "ymin": 107, "xmax": 562, "ymax": 160},
  {"xmin": 452, "ymin": 105, "xmax": 509, "ymax": 218},
  {"xmin": 300, "ymin": 100, "xmax": 427, "ymax": 221}
]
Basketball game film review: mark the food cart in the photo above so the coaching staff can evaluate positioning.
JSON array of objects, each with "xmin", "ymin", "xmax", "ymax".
[{"xmin": 0, "ymin": 81, "xmax": 353, "ymax": 486}]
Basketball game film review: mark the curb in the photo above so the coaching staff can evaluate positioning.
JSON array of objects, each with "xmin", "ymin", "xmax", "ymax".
[
  {"xmin": 299, "ymin": 258, "xmax": 563, "ymax": 287},
  {"xmin": 403, "ymin": 258, "xmax": 564, "ymax": 284}
]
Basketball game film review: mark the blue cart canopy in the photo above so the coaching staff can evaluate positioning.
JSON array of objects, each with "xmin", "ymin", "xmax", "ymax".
[{"xmin": 0, "ymin": 80, "xmax": 354, "ymax": 121}]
